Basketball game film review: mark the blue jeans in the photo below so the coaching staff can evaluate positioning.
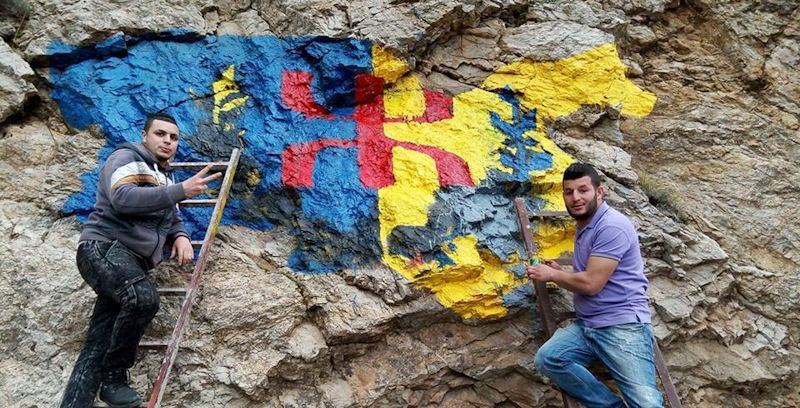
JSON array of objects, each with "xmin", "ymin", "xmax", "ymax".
[
  {"xmin": 534, "ymin": 321, "xmax": 664, "ymax": 408},
  {"xmin": 60, "ymin": 240, "xmax": 160, "ymax": 408}
]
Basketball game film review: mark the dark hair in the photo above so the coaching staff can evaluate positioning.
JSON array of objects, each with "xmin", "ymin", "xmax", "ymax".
[
  {"xmin": 563, "ymin": 162, "xmax": 601, "ymax": 187},
  {"xmin": 144, "ymin": 113, "xmax": 178, "ymax": 132}
]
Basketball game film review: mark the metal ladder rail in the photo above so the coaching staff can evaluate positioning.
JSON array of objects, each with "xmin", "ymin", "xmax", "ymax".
[
  {"xmin": 145, "ymin": 148, "xmax": 241, "ymax": 408},
  {"xmin": 513, "ymin": 198, "xmax": 576, "ymax": 408}
]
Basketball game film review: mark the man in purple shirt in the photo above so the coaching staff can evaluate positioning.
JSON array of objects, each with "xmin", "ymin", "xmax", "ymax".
[{"xmin": 527, "ymin": 163, "xmax": 663, "ymax": 408}]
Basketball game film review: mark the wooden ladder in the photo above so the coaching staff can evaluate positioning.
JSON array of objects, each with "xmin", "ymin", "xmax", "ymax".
[
  {"xmin": 513, "ymin": 198, "xmax": 682, "ymax": 408},
  {"xmin": 95, "ymin": 148, "xmax": 241, "ymax": 408}
]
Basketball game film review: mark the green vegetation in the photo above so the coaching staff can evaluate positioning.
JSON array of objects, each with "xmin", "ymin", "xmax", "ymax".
[
  {"xmin": 4, "ymin": 0, "xmax": 31, "ymax": 43},
  {"xmin": 639, "ymin": 175, "xmax": 687, "ymax": 222}
]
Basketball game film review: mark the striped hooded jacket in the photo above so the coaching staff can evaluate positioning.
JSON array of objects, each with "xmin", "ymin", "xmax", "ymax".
[{"xmin": 80, "ymin": 142, "xmax": 189, "ymax": 269}]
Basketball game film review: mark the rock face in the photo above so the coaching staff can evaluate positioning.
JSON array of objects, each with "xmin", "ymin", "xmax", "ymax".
[
  {"xmin": 0, "ymin": 38, "xmax": 36, "ymax": 122},
  {"xmin": 1, "ymin": 1, "xmax": 799, "ymax": 408}
]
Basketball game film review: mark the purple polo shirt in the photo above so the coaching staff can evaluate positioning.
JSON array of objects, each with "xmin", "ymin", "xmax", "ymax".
[{"xmin": 572, "ymin": 202, "xmax": 651, "ymax": 328}]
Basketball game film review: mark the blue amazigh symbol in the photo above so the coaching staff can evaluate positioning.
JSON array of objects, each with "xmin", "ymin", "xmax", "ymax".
[{"xmin": 491, "ymin": 86, "xmax": 552, "ymax": 181}]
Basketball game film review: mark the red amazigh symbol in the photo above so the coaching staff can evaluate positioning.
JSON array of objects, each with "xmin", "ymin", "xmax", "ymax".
[{"xmin": 280, "ymin": 70, "xmax": 474, "ymax": 189}]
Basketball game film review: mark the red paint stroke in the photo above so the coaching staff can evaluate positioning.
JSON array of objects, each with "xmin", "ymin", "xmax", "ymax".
[
  {"xmin": 409, "ymin": 249, "xmax": 424, "ymax": 267},
  {"xmin": 281, "ymin": 139, "xmax": 356, "ymax": 186},
  {"xmin": 281, "ymin": 70, "xmax": 473, "ymax": 189},
  {"xmin": 384, "ymin": 90, "xmax": 454, "ymax": 123},
  {"xmin": 281, "ymin": 71, "xmax": 334, "ymax": 119}
]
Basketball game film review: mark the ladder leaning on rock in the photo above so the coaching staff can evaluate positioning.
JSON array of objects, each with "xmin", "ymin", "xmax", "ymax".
[
  {"xmin": 513, "ymin": 197, "xmax": 682, "ymax": 408},
  {"xmin": 94, "ymin": 148, "xmax": 241, "ymax": 408}
]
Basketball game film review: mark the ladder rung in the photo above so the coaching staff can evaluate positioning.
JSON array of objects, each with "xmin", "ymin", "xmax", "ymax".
[
  {"xmin": 556, "ymin": 311, "xmax": 578, "ymax": 321},
  {"xmin": 170, "ymin": 161, "xmax": 228, "ymax": 170},
  {"xmin": 554, "ymin": 256, "xmax": 573, "ymax": 266},
  {"xmin": 179, "ymin": 199, "xmax": 218, "ymax": 207},
  {"xmin": 92, "ymin": 401, "xmax": 146, "ymax": 408},
  {"xmin": 190, "ymin": 240, "xmax": 204, "ymax": 247},
  {"xmin": 157, "ymin": 287, "xmax": 188, "ymax": 296},
  {"xmin": 139, "ymin": 340, "xmax": 169, "ymax": 349},
  {"xmin": 531, "ymin": 211, "xmax": 570, "ymax": 217}
]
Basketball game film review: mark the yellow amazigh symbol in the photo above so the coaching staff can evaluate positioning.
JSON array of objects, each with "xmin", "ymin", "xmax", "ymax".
[
  {"xmin": 374, "ymin": 44, "xmax": 657, "ymax": 320},
  {"xmin": 213, "ymin": 65, "xmax": 249, "ymax": 127}
]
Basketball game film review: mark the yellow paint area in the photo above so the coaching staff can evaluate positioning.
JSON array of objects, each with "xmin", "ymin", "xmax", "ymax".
[
  {"xmin": 383, "ymin": 237, "xmax": 522, "ymax": 320},
  {"xmin": 245, "ymin": 167, "xmax": 261, "ymax": 188},
  {"xmin": 377, "ymin": 135, "xmax": 531, "ymax": 320},
  {"xmin": 373, "ymin": 44, "xmax": 655, "ymax": 320},
  {"xmin": 213, "ymin": 66, "xmax": 259, "ymax": 188},
  {"xmin": 378, "ymin": 148, "xmax": 516, "ymax": 319},
  {"xmin": 384, "ymin": 88, "xmax": 513, "ymax": 185},
  {"xmin": 526, "ymin": 127, "xmax": 575, "ymax": 211},
  {"xmin": 372, "ymin": 45, "xmax": 410, "ymax": 84},
  {"xmin": 213, "ymin": 65, "xmax": 249, "ymax": 125},
  {"xmin": 378, "ymin": 147, "xmax": 440, "ymax": 247},
  {"xmin": 518, "ymin": 129, "xmax": 576, "ymax": 259},
  {"xmin": 482, "ymin": 43, "xmax": 656, "ymax": 118},
  {"xmin": 534, "ymin": 222, "xmax": 576, "ymax": 260},
  {"xmin": 383, "ymin": 74, "xmax": 426, "ymax": 119},
  {"xmin": 374, "ymin": 46, "xmax": 427, "ymax": 119}
]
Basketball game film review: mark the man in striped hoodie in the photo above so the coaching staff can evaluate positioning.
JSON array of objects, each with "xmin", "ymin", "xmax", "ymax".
[{"xmin": 61, "ymin": 113, "xmax": 221, "ymax": 408}]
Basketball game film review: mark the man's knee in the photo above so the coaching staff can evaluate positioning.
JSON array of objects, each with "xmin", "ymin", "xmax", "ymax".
[
  {"xmin": 533, "ymin": 350, "xmax": 547, "ymax": 373},
  {"xmin": 624, "ymin": 384, "xmax": 664, "ymax": 408},
  {"xmin": 120, "ymin": 281, "xmax": 160, "ymax": 318},
  {"xmin": 534, "ymin": 341, "xmax": 560, "ymax": 373}
]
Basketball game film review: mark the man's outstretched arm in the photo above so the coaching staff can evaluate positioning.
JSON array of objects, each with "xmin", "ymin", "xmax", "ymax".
[{"xmin": 527, "ymin": 256, "xmax": 618, "ymax": 296}]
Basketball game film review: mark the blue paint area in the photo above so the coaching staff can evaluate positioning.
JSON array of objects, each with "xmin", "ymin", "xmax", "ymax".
[
  {"xmin": 387, "ymin": 176, "xmax": 548, "ymax": 262},
  {"xmin": 52, "ymin": 33, "xmax": 376, "ymax": 272},
  {"xmin": 46, "ymin": 29, "xmax": 202, "ymax": 69},
  {"xmin": 432, "ymin": 250, "xmax": 455, "ymax": 267},
  {"xmin": 508, "ymin": 263, "xmax": 527, "ymax": 279},
  {"xmin": 491, "ymin": 87, "xmax": 552, "ymax": 182},
  {"xmin": 287, "ymin": 205, "xmax": 381, "ymax": 273},
  {"xmin": 177, "ymin": 206, "xmax": 214, "ymax": 239},
  {"xmin": 51, "ymin": 33, "xmax": 558, "ymax": 277},
  {"xmin": 501, "ymin": 281, "xmax": 534, "ymax": 309},
  {"xmin": 288, "ymin": 250, "xmax": 337, "ymax": 274},
  {"xmin": 50, "ymin": 34, "xmax": 370, "ymax": 161},
  {"xmin": 46, "ymin": 41, "xmax": 100, "ymax": 69},
  {"xmin": 63, "ymin": 170, "xmax": 99, "ymax": 221},
  {"xmin": 301, "ymin": 38, "xmax": 372, "ymax": 113},
  {"xmin": 300, "ymin": 147, "xmax": 378, "ymax": 233},
  {"xmin": 95, "ymin": 34, "xmax": 127, "ymax": 57}
]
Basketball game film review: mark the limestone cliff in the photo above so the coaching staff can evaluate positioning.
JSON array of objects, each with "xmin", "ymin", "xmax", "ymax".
[{"xmin": 0, "ymin": 0, "xmax": 798, "ymax": 407}]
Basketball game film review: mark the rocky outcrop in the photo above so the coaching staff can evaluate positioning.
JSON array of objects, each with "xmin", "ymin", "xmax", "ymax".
[
  {"xmin": 0, "ymin": 39, "xmax": 35, "ymax": 122},
  {"xmin": 1, "ymin": 1, "xmax": 799, "ymax": 407}
]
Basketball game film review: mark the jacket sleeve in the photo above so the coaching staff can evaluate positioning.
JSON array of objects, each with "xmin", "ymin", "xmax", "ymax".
[
  {"xmin": 167, "ymin": 215, "xmax": 190, "ymax": 244},
  {"xmin": 102, "ymin": 150, "xmax": 187, "ymax": 216}
]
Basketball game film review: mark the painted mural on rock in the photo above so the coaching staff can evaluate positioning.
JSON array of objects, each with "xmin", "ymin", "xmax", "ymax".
[{"xmin": 51, "ymin": 33, "xmax": 656, "ymax": 320}]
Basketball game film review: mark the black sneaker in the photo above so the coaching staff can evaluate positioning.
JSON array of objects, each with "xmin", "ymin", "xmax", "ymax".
[{"xmin": 99, "ymin": 369, "xmax": 142, "ymax": 408}]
